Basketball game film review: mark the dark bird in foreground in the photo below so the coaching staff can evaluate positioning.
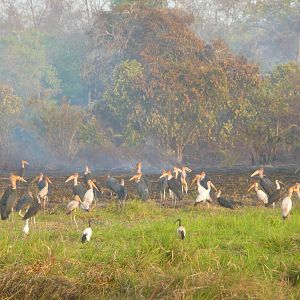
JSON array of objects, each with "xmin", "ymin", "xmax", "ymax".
[
  {"xmin": 15, "ymin": 191, "xmax": 34, "ymax": 217},
  {"xmin": 23, "ymin": 198, "xmax": 41, "ymax": 223},
  {"xmin": 175, "ymin": 219, "xmax": 186, "ymax": 240},
  {"xmin": 216, "ymin": 190, "xmax": 234, "ymax": 210},
  {"xmin": 1, "ymin": 174, "xmax": 26, "ymax": 220},
  {"xmin": 81, "ymin": 219, "xmax": 92, "ymax": 243}
]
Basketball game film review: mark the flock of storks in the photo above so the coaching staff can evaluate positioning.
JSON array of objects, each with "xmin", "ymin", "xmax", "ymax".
[{"xmin": 0, "ymin": 161, "xmax": 299, "ymax": 241}]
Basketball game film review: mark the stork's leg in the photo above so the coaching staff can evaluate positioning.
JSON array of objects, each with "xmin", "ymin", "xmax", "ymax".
[
  {"xmin": 33, "ymin": 216, "xmax": 36, "ymax": 224},
  {"xmin": 163, "ymin": 189, "xmax": 166, "ymax": 201},
  {"xmin": 272, "ymin": 203, "xmax": 275, "ymax": 209},
  {"xmin": 73, "ymin": 213, "xmax": 78, "ymax": 228},
  {"xmin": 11, "ymin": 208, "xmax": 14, "ymax": 222}
]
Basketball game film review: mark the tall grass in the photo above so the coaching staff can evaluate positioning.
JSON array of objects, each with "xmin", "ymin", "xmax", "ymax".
[{"xmin": 1, "ymin": 200, "xmax": 300, "ymax": 299}]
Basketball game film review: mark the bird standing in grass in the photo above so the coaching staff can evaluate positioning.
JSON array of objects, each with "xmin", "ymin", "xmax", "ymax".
[
  {"xmin": 216, "ymin": 190, "xmax": 234, "ymax": 210},
  {"xmin": 281, "ymin": 184, "xmax": 299, "ymax": 220},
  {"xmin": 80, "ymin": 179, "xmax": 99, "ymax": 211},
  {"xmin": 23, "ymin": 198, "xmax": 41, "ymax": 224},
  {"xmin": 23, "ymin": 219, "xmax": 29, "ymax": 235},
  {"xmin": 248, "ymin": 182, "xmax": 268, "ymax": 206},
  {"xmin": 81, "ymin": 219, "xmax": 92, "ymax": 243},
  {"xmin": 16, "ymin": 191, "xmax": 34, "ymax": 217},
  {"xmin": 66, "ymin": 195, "xmax": 82, "ymax": 227},
  {"xmin": 130, "ymin": 173, "xmax": 149, "ymax": 201},
  {"xmin": 65, "ymin": 173, "xmax": 86, "ymax": 200},
  {"xmin": 37, "ymin": 176, "xmax": 52, "ymax": 212},
  {"xmin": 175, "ymin": 219, "xmax": 186, "ymax": 240},
  {"xmin": 0, "ymin": 173, "xmax": 27, "ymax": 220},
  {"xmin": 160, "ymin": 170, "xmax": 182, "ymax": 207}
]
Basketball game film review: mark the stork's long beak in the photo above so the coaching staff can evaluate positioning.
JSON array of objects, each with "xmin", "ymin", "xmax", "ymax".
[
  {"xmin": 210, "ymin": 182, "xmax": 218, "ymax": 192},
  {"xmin": 46, "ymin": 177, "xmax": 52, "ymax": 184},
  {"xmin": 190, "ymin": 177, "xmax": 197, "ymax": 187},
  {"xmin": 247, "ymin": 184, "xmax": 255, "ymax": 192},
  {"xmin": 251, "ymin": 170, "xmax": 260, "ymax": 177},
  {"xmin": 159, "ymin": 173, "xmax": 167, "ymax": 179},
  {"xmin": 14, "ymin": 175, "xmax": 27, "ymax": 183},
  {"xmin": 65, "ymin": 175, "xmax": 74, "ymax": 183},
  {"xmin": 278, "ymin": 181, "xmax": 285, "ymax": 186},
  {"xmin": 32, "ymin": 175, "xmax": 39, "ymax": 183},
  {"xmin": 91, "ymin": 181, "xmax": 99, "ymax": 191},
  {"xmin": 22, "ymin": 160, "xmax": 29, "ymax": 166},
  {"xmin": 129, "ymin": 175, "xmax": 136, "ymax": 181}
]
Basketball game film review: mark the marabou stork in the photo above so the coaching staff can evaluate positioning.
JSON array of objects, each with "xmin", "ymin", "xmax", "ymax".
[
  {"xmin": 180, "ymin": 166, "xmax": 192, "ymax": 194},
  {"xmin": 248, "ymin": 182, "xmax": 268, "ymax": 206},
  {"xmin": 37, "ymin": 176, "xmax": 52, "ymax": 212},
  {"xmin": 23, "ymin": 198, "xmax": 41, "ymax": 224},
  {"xmin": 135, "ymin": 162, "xmax": 152, "ymax": 194},
  {"xmin": 130, "ymin": 173, "xmax": 149, "ymax": 201},
  {"xmin": 216, "ymin": 190, "xmax": 234, "ymax": 210},
  {"xmin": 65, "ymin": 173, "xmax": 86, "ymax": 200},
  {"xmin": 251, "ymin": 168, "xmax": 280, "ymax": 206},
  {"xmin": 32, "ymin": 173, "xmax": 49, "ymax": 192},
  {"xmin": 66, "ymin": 195, "xmax": 82, "ymax": 227},
  {"xmin": 281, "ymin": 184, "xmax": 300, "ymax": 220},
  {"xmin": 106, "ymin": 175, "xmax": 120, "ymax": 195},
  {"xmin": 117, "ymin": 179, "xmax": 127, "ymax": 208},
  {"xmin": 159, "ymin": 170, "xmax": 169, "ymax": 201},
  {"xmin": 174, "ymin": 219, "xmax": 186, "ymax": 240},
  {"xmin": 160, "ymin": 170, "xmax": 182, "ymax": 207},
  {"xmin": 81, "ymin": 219, "xmax": 92, "ymax": 243},
  {"xmin": 80, "ymin": 179, "xmax": 99, "ymax": 211},
  {"xmin": 16, "ymin": 191, "xmax": 34, "ymax": 217},
  {"xmin": 0, "ymin": 174, "xmax": 26, "ymax": 220}
]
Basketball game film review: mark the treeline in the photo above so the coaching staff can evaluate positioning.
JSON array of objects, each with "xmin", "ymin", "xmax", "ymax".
[{"xmin": 0, "ymin": 0, "xmax": 299, "ymax": 168}]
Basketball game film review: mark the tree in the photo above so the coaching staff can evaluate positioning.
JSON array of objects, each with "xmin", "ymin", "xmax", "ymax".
[
  {"xmin": 0, "ymin": 29, "xmax": 61, "ymax": 100},
  {"xmin": 90, "ymin": 6, "xmax": 261, "ymax": 163},
  {"xmin": 28, "ymin": 99, "xmax": 105, "ymax": 161},
  {"xmin": 0, "ymin": 85, "xmax": 23, "ymax": 165}
]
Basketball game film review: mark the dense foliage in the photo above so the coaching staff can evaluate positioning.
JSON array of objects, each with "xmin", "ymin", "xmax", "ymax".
[{"xmin": 0, "ymin": 1, "xmax": 299, "ymax": 167}]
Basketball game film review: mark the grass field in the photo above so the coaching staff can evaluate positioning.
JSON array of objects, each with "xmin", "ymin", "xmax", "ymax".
[{"xmin": 1, "ymin": 200, "xmax": 300, "ymax": 299}]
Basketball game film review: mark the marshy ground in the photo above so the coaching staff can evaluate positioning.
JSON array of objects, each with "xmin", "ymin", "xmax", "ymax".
[{"xmin": 0, "ymin": 171, "xmax": 300, "ymax": 299}]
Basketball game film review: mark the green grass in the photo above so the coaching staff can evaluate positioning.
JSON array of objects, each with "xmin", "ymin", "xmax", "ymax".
[{"xmin": 1, "ymin": 200, "xmax": 300, "ymax": 299}]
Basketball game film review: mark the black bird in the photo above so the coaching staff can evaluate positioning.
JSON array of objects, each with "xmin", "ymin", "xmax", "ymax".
[
  {"xmin": 160, "ymin": 170, "xmax": 182, "ymax": 207},
  {"xmin": 135, "ymin": 162, "xmax": 152, "ymax": 194},
  {"xmin": 15, "ymin": 191, "xmax": 34, "ymax": 217},
  {"xmin": 0, "ymin": 174, "xmax": 26, "ymax": 220},
  {"xmin": 159, "ymin": 171, "xmax": 169, "ymax": 201},
  {"xmin": 106, "ymin": 175, "xmax": 120, "ymax": 195},
  {"xmin": 22, "ymin": 199, "xmax": 41, "ymax": 223},
  {"xmin": 216, "ymin": 190, "xmax": 234, "ymax": 210},
  {"xmin": 251, "ymin": 168, "xmax": 280, "ymax": 206},
  {"xmin": 130, "ymin": 173, "xmax": 149, "ymax": 201},
  {"xmin": 65, "ymin": 173, "xmax": 87, "ymax": 200}
]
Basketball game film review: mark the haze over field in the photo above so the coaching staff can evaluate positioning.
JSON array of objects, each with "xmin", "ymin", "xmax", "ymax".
[{"xmin": 0, "ymin": 0, "xmax": 299, "ymax": 171}]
